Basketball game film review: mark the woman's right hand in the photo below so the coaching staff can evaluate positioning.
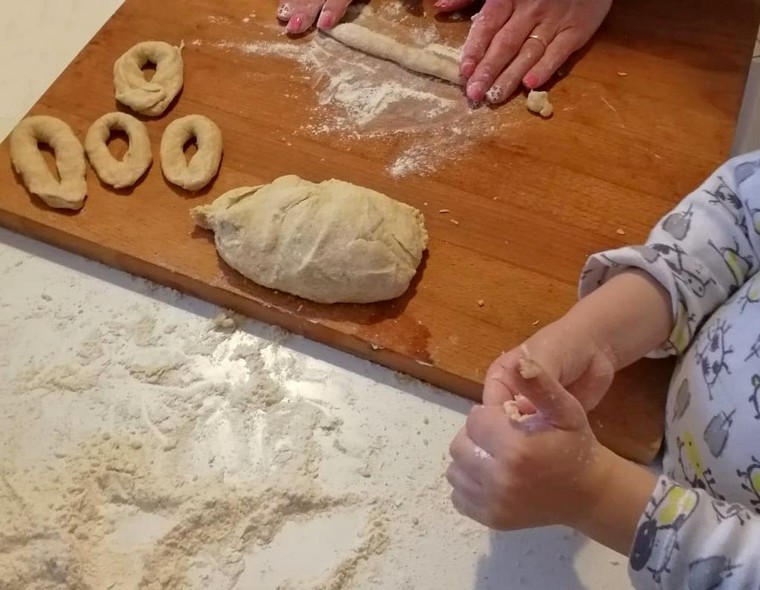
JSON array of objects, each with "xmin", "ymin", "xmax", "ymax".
[
  {"xmin": 277, "ymin": 0, "xmax": 352, "ymax": 34},
  {"xmin": 484, "ymin": 318, "xmax": 617, "ymax": 412}
]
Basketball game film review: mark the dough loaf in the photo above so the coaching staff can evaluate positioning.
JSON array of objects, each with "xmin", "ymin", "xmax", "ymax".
[
  {"xmin": 324, "ymin": 22, "xmax": 461, "ymax": 85},
  {"xmin": 192, "ymin": 175, "xmax": 428, "ymax": 304},
  {"xmin": 526, "ymin": 90, "xmax": 553, "ymax": 118},
  {"xmin": 9, "ymin": 115, "xmax": 87, "ymax": 210}
]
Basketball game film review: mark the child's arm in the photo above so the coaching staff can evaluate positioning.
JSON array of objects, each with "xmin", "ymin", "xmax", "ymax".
[{"xmin": 581, "ymin": 151, "xmax": 760, "ymax": 356}]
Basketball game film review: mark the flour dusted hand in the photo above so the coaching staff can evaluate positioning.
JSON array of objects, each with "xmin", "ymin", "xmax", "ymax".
[
  {"xmin": 192, "ymin": 175, "xmax": 428, "ymax": 304},
  {"xmin": 277, "ymin": 0, "xmax": 353, "ymax": 34}
]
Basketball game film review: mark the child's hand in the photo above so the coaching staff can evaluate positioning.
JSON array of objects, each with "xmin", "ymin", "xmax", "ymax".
[
  {"xmin": 447, "ymin": 353, "xmax": 611, "ymax": 530},
  {"xmin": 277, "ymin": 0, "xmax": 351, "ymax": 34},
  {"xmin": 485, "ymin": 318, "xmax": 616, "ymax": 412}
]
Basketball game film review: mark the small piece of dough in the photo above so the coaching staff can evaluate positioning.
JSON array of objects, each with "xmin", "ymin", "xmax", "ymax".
[
  {"xmin": 324, "ymin": 22, "xmax": 461, "ymax": 85},
  {"xmin": 85, "ymin": 112, "xmax": 152, "ymax": 189},
  {"xmin": 526, "ymin": 90, "xmax": 553, "ymax": 118},
  {"xmin": 160, "ymin": 115, "xmax": 222, "ymax": 191},
  {"xmin": 192, "ymin": 175, "xmax": 428, "ymax": 304},
  {"xmin": 114, "ymin": 41, "xmax": 184, "ymax": 117},
  {"xmin": 9, "ymin": 115, "xmax": 87, "ymax": 210}
]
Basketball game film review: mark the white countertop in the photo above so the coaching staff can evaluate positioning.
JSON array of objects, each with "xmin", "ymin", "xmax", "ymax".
[{"xmin": 0, "ymin": 2, "xmax": 633, "ymax": 588}]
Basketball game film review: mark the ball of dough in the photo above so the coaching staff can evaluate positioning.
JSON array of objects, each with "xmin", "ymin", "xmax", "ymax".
[
  {"xmin": 526, "ymin": 90, "xmax": 553, "ymax": 118},
  {"xmin": 192, "ymin": 175, "xmax": 428, "ymax": 304},
  {"xmin": 160, "ymin": 114, "xmax": 223, "ymax": 191},
  {"xmin": 114, "ymin": 41, "xmax": 184, "ymax": 117},
  {"xmin": 9, "ymin": 115, "xmax": 87, "ymax": 210},
  {"xmin": 85, "ymin": 112, "xmax": 152, "ymax": 189}
]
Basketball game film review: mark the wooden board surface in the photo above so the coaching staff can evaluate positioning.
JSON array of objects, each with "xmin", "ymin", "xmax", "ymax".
[{"xmin": 1, "ymin": 0, "xmax": 757, "ymax": 463}]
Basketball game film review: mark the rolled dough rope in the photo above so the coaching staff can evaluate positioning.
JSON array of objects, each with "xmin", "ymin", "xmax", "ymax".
[
  {"xmin": 323, "ymin": 22, "xmax": 462, "ymax": 85},
  {"xmin": 160, "ymin": 114, "xmax": 222, "ymax": 191},
  {"xmin": 526, "ymin": 90, "xmax": 553, "ymax": 118},
  {"xmin": 114, "ymin": 41, "xmax": 184, "ymax": 117},
  {"xmin": 9, "ymin": 115, "xmax": 87, "ymax": 210},
  {"xmin": 84, "ymin": 112, "xmax": 152, "ymax": 189}
]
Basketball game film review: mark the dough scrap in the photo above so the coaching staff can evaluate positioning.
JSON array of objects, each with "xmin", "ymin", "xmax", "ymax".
[
  {"xmin": 324, "ymin": 22, "xmax": 461, "ymax": 85},
  {"xmin": 85, "ymin": 112, "xmax": 152, "ymax": 189},
  {"xmin": 114, "ymin": 41, "xmax": 184, "ymax": 117},
  {"xmin": 9, "ymin": 115, "xmax": 87, "ymax": 210},
  {"xmin": 160, "ymin": 114, "xmax": 222, "ymax": 191},
  {"xmin": 192, "ymin": 175, "xmax": 428, "ymax": 304},
  {"xmin": 526, "ymin": 90, "xmax": 553, "ymax": 118}
]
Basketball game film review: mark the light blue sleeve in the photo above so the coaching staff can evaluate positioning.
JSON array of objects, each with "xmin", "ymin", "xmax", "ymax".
[
  {"xmin": 628, "ymin": 476, "xmax": 760, "ymax": 590},
  {"xmin": 579, "ymin": 151, "xmax": 760, "ymax": 355}
]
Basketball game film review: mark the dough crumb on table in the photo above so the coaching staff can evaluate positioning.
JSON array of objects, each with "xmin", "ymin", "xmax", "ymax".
[{"xmin": 526, "ymin": 90, "xmax": 554, "ymax": 118}]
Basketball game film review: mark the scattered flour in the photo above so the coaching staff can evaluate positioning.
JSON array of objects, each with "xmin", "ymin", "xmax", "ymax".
[{"xmin": 191, "ymin": 4, "xmax": 522, "ymax": 177}]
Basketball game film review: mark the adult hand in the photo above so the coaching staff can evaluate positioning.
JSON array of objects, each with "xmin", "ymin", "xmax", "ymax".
[
  {"xmin": 484, "ymin": 317, "xmax": 616, "ymax": 413},
  {"xmin": 436, "ymin": 0, "xmax": 613, "ymax": 103},
  {"xmin": 276, "ymin": 0, "xmax": 352, "ymax": 34},
  {"xmin": 447, "ymin": 354, "xmax": 611, "ymax": 530}
]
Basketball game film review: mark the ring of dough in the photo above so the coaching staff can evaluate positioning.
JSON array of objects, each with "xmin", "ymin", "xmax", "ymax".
[
  {"xmin": 85, "ymin": 112, "xmax": 152, "ymax": 189},
  {"xmin": 160, "ymin": 115, "xmax": 223, "ymax": 191},
  {"xmin": 114, "ymin": 41, "xmax": 184, "ymax": 117},
  {"xmin": 9, "ymin": 115, "xmax": 87, "ymax": 210}
]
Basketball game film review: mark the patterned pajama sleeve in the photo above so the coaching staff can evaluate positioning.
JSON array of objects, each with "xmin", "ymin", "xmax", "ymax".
[
  {"xmin": 579, "ymin": 151, "xmax": 760, "ymax": 356},
  {"xmin": 577, "ymin": 150, "xmax": 760, "ymax": 589}
]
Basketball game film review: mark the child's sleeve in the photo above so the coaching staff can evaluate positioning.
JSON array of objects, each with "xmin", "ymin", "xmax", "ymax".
[
  {"xmin": 629, "ymin": 475, "xmax": 760, "ymax": 589},
  {"xmin": 579, "ymin": 151, "xmax": 760, "ymax": 355}
]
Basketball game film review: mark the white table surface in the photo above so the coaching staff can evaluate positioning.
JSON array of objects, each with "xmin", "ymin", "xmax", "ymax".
[{"xmin": 0, "ymin": 1, "xmax": 635, "ymax": 588}]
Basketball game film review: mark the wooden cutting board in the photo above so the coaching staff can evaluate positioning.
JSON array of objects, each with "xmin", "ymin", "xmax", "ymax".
[{"xmin": 0, "ymin": 0, "xmax": 757, "ymax": 463}]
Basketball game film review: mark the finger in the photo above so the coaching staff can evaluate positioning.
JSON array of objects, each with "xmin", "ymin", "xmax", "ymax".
[
  {"xmin": 277, "ymin": 1, "xmax": 293, "ymax": 21},
  {"xmin": 465, "ymin": 406, "xmax": 512, "ymax": 457},
  {"xmin": 446, "ymin": 462, "xmax": 483, "ymax": 498},
  {"xmin": 451, "ymin": 488, "xmax": 490, "ymax": 526},
  {"xmin": 435, "ymin": 0, "xmax": 475, "ymax": 12},
  {"xmin": 449, "ymin": 427, "xmax": 490, "ymax": 483},
  {"xmin": 515, "ymin": 350, "xmax": 586, "ymax": 429},
  {"xmin": 485, "ymin": 28, "xmax": 549, "ymax": 104},
  {"xmin": 483, "ymin": 352, "xmax": 520, "ymax": 406},
  {"xmin": 316, "ymin": 0, "xmax": 351, "ymax": 29},
  {"xmin": 523, "ymin": 29, "xmax": 584, "ymax": 89},
  {"xmin": 460, "ymin": 0, "xmax": 514, "ymax": 81},
  {"xmin": 285, "ymin": 0, "xmax": 323, "ymax": 34},
  {"xmin": 466, "ymin": 11, "xmax": 537, "ymax": 102}
]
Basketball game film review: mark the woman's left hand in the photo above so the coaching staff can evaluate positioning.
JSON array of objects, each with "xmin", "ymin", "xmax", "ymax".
[{"xmin": 435, "ymin": 0, "xmax": 612, "ymax": 103}]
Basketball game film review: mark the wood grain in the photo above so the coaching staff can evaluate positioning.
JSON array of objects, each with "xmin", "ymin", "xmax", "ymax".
[{"xmin": 1, "ymin": 0, "xmax": 757, "ymax": 462}]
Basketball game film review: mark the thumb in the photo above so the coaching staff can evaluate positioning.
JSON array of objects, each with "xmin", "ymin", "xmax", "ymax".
[{"xmin": 515, "ymin": 347, "xmax": 586, "ymax": 429}]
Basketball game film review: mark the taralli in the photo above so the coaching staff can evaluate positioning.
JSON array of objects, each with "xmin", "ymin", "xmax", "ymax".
[
  {"xmin": 160, "ymin": 115, "xmax": 222, "ymax": 191},
  {"xmin": 9, "ymin": 115, "xmax": 87, "ymax": 210},
  {"xmin": 85, "ymin": 112, "xmax": 152, "ymax": 189},
  {"xmin": 114, "ymin": 41, "xmax": 184, "ymax": 117}
]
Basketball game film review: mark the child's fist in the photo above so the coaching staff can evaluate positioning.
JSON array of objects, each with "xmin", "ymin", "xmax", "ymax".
[{"xmin": 448, "ymin": 351, "xmax": 610, "ymax": 530}]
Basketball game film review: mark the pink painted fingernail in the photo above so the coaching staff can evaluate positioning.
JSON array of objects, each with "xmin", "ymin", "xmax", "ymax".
[
  {"xmin": 277, "ymin": 3, "xmax": 291, "ymax": 20},
  {"xmin": 523, "ymin": 73, "xmax": 538, "ymax": 89},
  {"xmin": 317, "ymin": 10, "xmax": 332, "ymax": 29},
  {"xmin": 486, "ymin": 86, "xmax": 504, "ymax": 104},
  {"xmin": 286, "ymin": 15, "xmax": 303, "ymax": 33},
  {"xmin": 466, "ymin": 81, "xmax": 486, "ymax": 102},
  {"xmin": 461, "ymin": 59, "xmax": 476, "ymax": 79}
]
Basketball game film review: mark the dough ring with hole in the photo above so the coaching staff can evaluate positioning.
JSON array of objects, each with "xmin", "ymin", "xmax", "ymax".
[
  {"xmin": 160, "ymin": 114, "xmax": 222, "ymax": 191},
  {"xmin": 9, "ymin": 115, "xmax": 87, "ymax": 210},
  {"xmin": 114, "ymin": 40, "xmax": 184, "ymax": 117},
  {"xmin": 85, "ymin": 112, "xmax": 152, "ymax": 189}
]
